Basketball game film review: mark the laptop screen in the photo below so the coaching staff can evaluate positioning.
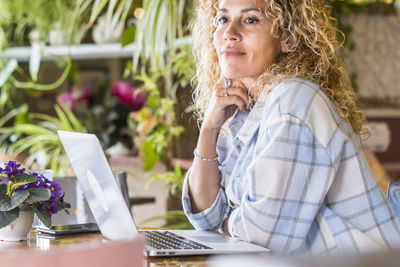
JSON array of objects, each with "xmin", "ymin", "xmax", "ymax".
[{"xmin": 58, "ymin": 130, "xmax": 138, "ymax": 240}]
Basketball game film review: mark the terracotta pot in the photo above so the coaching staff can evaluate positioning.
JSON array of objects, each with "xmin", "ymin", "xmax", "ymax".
[{"xmin": 0, "ymin": 204, "xmax": 34, "ymax": 241}]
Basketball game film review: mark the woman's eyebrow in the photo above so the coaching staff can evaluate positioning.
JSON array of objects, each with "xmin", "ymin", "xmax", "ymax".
[{"xmin": 218, "ymin": 7, "xmax": 262, "ymax": 13}]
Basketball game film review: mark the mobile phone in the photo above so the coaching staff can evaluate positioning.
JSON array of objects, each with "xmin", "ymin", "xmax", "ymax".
[{"xmin": 35, "ymin": 223, "xmax": 99, "ymax": 235}]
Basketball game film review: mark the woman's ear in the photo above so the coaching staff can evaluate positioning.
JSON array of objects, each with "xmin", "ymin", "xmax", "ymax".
[{"xmin": 280, "ymin": 33, "xmax": 297, "ymax": 53}]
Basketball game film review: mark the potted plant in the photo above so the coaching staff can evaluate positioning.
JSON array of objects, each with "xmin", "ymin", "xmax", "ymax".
[
  {"xmin": 91, "ymin": 0, "xmax": 134, "ymax": 44},
  {"xmin": 0, "ymin": 104, "xmax": 86, "ymax": 177},
  {"xmin": 124, "ymin": 0, "xmax": 195, "ymax": 229},
  {"xmin": 0, "ymin": 161, "xmax": 70, "ymax": 241},
  {"xmin": 0, "ymin": 0, "xmax": 135, "ymax": 112}
]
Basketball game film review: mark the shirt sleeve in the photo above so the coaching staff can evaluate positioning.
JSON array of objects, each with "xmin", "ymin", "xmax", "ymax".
[
  {"xmin": 181, "ymin": 168, "xmax": 231, "ymax": 231},
  {"xmin": 227, "ymin": 114, "xmax": 337, "ymax": 254}
]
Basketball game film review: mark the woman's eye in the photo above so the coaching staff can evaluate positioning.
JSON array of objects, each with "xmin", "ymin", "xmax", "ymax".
[
  {"xmin": 245, "ymin": 17, "xmax": 258, "ymax": 24},
  {"xmin": 217, "ymin": 16, "xmax": 228, "ymax": 24}
]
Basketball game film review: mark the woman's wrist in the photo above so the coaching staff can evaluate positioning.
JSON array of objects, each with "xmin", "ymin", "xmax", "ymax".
[
  {"xmin": 196, "ymin": 126, "xmax": 219, "ymax": 159},
  {"xmin": 193, "ymin": 148, "xmax": 218, "ymax": 162},
  {"xmin": 200, "ymin": 123, "xmax": 220, "ymax": 137}
]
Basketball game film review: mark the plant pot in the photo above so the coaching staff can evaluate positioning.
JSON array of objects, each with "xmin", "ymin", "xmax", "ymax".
[
  {"xmin": 0, "ymin": 204, "xmax": 34, "ymax": 241},
  {"xmin": 48, "ymin": 23, "xmax": 68, "ymax": 46},
  {"xmin": 167, "ymin": 192, "xmax": 183, "ymax": 211},
  {"xmin": 92, "ymin": 15, "xmax": 124, "ymax": 44}
]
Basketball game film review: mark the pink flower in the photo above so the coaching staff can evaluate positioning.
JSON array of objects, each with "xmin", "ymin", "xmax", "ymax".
[
  {"xmin": 57, "ymin": 92, "xmax": 76, "ymax": 110},
  {"xmin": 112, "ymin": 81, "xmax": 146, "ymax": 111},
  {"xmin": 72, "ymin": 84, "xmax": 92, "ymax": 104},
  {"xmin": 57, "ymin": 84, "xmax": 93, "ymax": 111}
]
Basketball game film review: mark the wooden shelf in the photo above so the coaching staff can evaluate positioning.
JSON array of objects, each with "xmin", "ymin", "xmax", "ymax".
[{"xmin": 364, "ymin": 108, "xmax": 400, "ymax": 119}]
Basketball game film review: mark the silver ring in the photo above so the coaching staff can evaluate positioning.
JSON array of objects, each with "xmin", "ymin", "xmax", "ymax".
[
  {"xmin": 222, "ymin": 89, "xmax": 228, "ymax": 97},
  {"xmin": 224, "ymin": 79, "xmax": 232, "ymax": 88}
]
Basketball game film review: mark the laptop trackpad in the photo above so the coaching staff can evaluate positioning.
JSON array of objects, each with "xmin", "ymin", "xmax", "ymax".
[{"xmin": 190, "ymin": 236, "xmax": 228, "ymax": 243}]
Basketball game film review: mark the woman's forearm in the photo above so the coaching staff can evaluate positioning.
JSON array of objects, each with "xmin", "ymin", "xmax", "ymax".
[{"xmin": 187, "ymin": 126, "xmax": 221, "ymax": 213}]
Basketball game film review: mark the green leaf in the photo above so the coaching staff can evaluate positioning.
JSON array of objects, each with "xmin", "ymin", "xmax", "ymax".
[
  {"xmin": 0, "ymin": 207, "xmax": 19, "ymax": 229},
  {"xmin": 30, "ymin": 113, "xmax": 62, "ymax": 127},
  {"xmin": 25, "ymin": 188, "xmax": 51, "ymax": 202},
  {"xmin": 142, "ymin": 140, "xmax": 159, "ymax": 171},
  {"xmin": 11, "ymin": 134, "xmax": 59, "ymax": 156},
  {"xmin": 57, "ymin": 200, "xmax": 71, "ymax": 214},
  {"xmin": 32, "ymin": 203, "xmax": 51, "ymax": 228},
  {"xmin": 89, "ymin": 0, "xmax": 109, "ymax": 24},
  {"xmin": 0, "ymin": 186, "xmax": 29, "ymax": 211},
  {"xmin": 54, "ymin": 105, "xmax": 73, "ymax": 131},
  {"xmin": 0, "ymin": 59, "xmax": 17, "ymax": 88},
  {"xmin": 121, "ymin": 25, "xmax": 136, "ymax": 47},
  {"xmin": 0, "ymin": 105, "xmax": 28, "ymax": 128},
  {"xmin": 59, "ymin": 104, "xmax": 85, "ymax": 132},
  {"xmin": 50, "ymin": 146, "xmax": 62, "ymax": 176},
  {"xmin": 13, "ymin": 174, "xmax": 40, "ymax": 185},
  {"xmin": 29, "ymin": 43, "xmax": 42, "ymax": 82},
  {"xmin": 170, "ymin": 126, "xmax": 184, "ymax": 137},
  {"xmin": 13, "ymin": 124, "xmax": 55, "ymax": 136}
]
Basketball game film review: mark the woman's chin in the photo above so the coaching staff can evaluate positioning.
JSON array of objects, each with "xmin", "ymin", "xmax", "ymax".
[{"xmin": 221, "ymin": 71, "xmax": 247, "ymax": 80}]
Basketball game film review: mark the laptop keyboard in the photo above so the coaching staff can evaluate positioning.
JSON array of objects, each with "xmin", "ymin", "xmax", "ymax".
[{"xmin": 142, "ymin": 231, "xmax": 212, "ymax": 250}]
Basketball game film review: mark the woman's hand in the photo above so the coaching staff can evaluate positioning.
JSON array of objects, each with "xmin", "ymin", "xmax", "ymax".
[{"xmin": 202, "ymin": 78, "xmax": 249, "ymax": 131}]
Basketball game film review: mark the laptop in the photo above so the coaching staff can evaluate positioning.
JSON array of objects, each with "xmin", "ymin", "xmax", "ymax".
[{"xmin": 58, "ymin": 130, "xmax": 270, "ymax": 256}]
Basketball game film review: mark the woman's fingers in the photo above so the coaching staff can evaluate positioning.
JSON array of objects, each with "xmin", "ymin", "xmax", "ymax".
[
  {"xmin": 203, "ymin": 78, "xmax": 250, "ymax": 130},
  {"xmin": 217, "ymin": 86, "xmax": 249, "ymax": 110},
  {"xmin": 217, "ymin": 93, "xmax": 247, "ymax": 111},
  {"xmin": 215, "ymin": 81, "xmax": 249, "ymax": 109}
]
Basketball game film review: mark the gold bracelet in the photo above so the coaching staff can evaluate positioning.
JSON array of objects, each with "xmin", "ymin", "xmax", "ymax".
[{"xmin": 193, "ymin": 148, "xmax": 218, "ymax": 162}]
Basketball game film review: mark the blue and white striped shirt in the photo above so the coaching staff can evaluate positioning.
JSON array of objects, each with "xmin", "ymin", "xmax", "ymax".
[{"xmin": 182, "ymin": 78, "xmax": 400, "ymax": 254}]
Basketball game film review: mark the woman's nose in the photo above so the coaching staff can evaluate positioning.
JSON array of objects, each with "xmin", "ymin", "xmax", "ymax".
[{"xmin": 223, "ymin": 22, "xmax": 241, "ymax": 41}]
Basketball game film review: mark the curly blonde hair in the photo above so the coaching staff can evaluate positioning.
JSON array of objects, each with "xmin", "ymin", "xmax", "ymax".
[{"xmin": 192, "ymin": 0, "xmax": 366, "ymax": 135}]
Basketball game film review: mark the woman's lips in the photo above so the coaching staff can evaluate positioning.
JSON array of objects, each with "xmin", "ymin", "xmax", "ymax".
[{"xmin": 222, "ymin": 48, "xmax": 246, "ymax": 58}]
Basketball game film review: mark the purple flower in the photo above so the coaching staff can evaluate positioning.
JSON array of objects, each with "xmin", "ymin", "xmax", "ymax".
[
  {"xmin": 49, "ymin": 180, "xmax": 61, "ymax": 199},
  {"xmin": 0, "ymin": 161, "xmax": 70, "ymax": 218},
  {"xmin": 111, "ymin": 81, "xmax": 146, "ymax": 111},
  {"xmin": 42, "ymin": 201, "xmax": 59, "ymax": 216},
  {"xmin": 2, "ymin": 161, "xmax": 25, "ymax": 181}
]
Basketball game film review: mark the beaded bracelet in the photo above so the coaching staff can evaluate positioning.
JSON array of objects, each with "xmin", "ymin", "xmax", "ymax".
[{"xmin": 193, "ymin": 148, "xmax": 218, "ymax": 162}]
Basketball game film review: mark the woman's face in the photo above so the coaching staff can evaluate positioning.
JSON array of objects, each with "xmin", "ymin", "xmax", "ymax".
[{"xmin": 213, "ymin": 0, "xmax": 282, "ymax": 81}]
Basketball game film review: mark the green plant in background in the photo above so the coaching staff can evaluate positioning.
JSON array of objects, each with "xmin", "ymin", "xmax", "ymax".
[
  {"xmin": 140, "ymin": 210, "xmax": 192, "ymax": 230},
  {"xmin": 129, "ymin": 71, "xmax": 185, "ymax": 171},
  {"xmin": 150, "ymin": 164, "xmax": 185, "ymax": 197},
  {"xmin": 0, "ymin": 0, "xmax": 85, "ymax": 110},
  {"xmin": 125, "ymin": 0, "xmax": 195, "ymax": 229},
  {"xmin": 128, "ymin": 0, "xmax": 194, "ymax": 172},
  {"xmin": 0, "ymin": 0, "xmax": 135, "ymax": 112},
  {"xmin": 0, "ymin": 0, "xmax": 136, "ymax": 176},
  {"xmin": 143, "ymin": 164, "xmax": 192, "ymax": 229},
  {"xmin": 0, "ymin": 104, "xmax": 86, "ymax": 177}
]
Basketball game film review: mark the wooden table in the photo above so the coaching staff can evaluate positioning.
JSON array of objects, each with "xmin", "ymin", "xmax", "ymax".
[
  {"xmin": 0, "ymin": 230, "xmax": 209, "ymax": 267},
  {"xmin": 3, "ymin": 231, "xmax": 400, "ymax": 267}
]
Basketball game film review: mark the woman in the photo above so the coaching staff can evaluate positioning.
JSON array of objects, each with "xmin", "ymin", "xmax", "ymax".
[{"xmin": 182, "ymin": 0, "xmax": 400, "ymax": 255}]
